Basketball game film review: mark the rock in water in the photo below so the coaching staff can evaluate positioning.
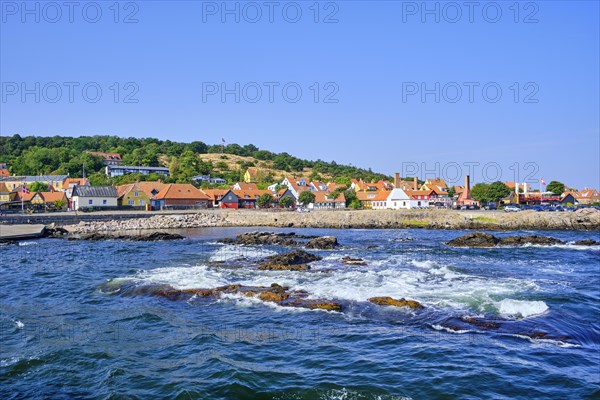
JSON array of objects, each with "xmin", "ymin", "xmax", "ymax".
[
  {"xmin": 368, "ymin": 296, "xmax": 423, "ymax": 309},
  {"xmin": 574, "ymin": 239, "xmax": 599, "ymax": 246},
  {"xmin": 258, "ymin": 250, "xmax": 322, "ymax": 271},
  {"xmin": 498, "ymin": 235, "xmax": 563, "ymax": 246},
  {"xmin": 446, "ymin": 232, "xmax": 500, "ymax": 247},
  {"xmin": 305, "ymin": 236, "xmax": 338, "ymax": 249}
]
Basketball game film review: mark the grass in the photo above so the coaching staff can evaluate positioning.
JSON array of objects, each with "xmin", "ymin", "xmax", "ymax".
[
  {"xmin": 401, "ymin": 219, "xmax": 429, "ymax": 227},
  {"xmin": 472, "ymin": 217, "xmax": 498, "ymax": 223}
]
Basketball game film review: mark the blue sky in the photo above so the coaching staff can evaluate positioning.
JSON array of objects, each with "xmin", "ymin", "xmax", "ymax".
[{"xmin": 1, "ymin": 1, "xmax": 598, "ymax": 188}]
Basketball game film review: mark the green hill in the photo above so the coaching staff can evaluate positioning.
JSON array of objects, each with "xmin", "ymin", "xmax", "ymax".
[{"xmin": 0, "ymin": 134, "xmax": 391, "ymax": 186}]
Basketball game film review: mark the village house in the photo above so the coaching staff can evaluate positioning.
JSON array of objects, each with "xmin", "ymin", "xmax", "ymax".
[
  {"xmin": 21, "ymin": 191, "xmax": 68, "ymax": 211},
  {"xmin": 571, "ymin": 189, "xmax": 600, "ymax": 205},
  {"xmin": 310, "ymin": 191, "xmax": 346, "ymax": 209},
  {"xmin": 0, "ymin": 182, "xmax": 16, "ymax": 203},
  {"xmin": 105, "ymin": 165, "xmax": 170, "ymax": 178},
  {"xmin": 62, "ymin": 177, "xmax": 90, "ymax": 200},
  {"xmin": 151, "ymin": 184, "xmax": 212, "ymax": 210},
  {"xmin": 116, "ymin": 183, "xmax": 151, "ymax": 209},
  {"xmin": 88, "ymin": 152, "xmax": 123, "ymax": 166},
  {"xmin": 191, "ymin": 175, "xmax": 226, "ymax": 185},
  {"xmin": 137, "ymin": 181, "xmax": 167, "ymax": 199},
  {"xmin": 0, "ymin": 175, "xmax": 69, "ymax": 191},
  {"xmin": 203, "ymin": 189, "xmax": 229, "ymax": 208},
  {"xmin": 243, "ymin": 167, "xmax": 267, "ymax": 183},
  {"xmin": 217, "ymin": 189, "xmax": 273, "ymax": 209},
  {"xmin": 310, "ymin": 181, "xmax": 328, "ymax": 191},
  {"xmin": 280, "ymin": 176, "xmax": 310, "ymax": 199},
  {"xmin": 71, "ymin": 186, "xmax": 119, "ymax": 210},
  {"xmin": 276, "ymin": 188, "xmax": 296, "ymax": 207},
  {"xmin": 0, "ymin": 165, "xmax": 9, "ymax": 177},
  {"xmin": 356, "ymin": 190, "xmax": 389, "ymax": 209},
  {"xmin": 453, "ymin": 176, "xmax": 480, "ymax": 207}
]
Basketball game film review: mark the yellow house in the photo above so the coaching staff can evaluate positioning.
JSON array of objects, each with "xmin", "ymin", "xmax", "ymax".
[
  {"xmin": 0, "ymin": 183, "xmax": 16, "ymax": 203},
  {"xmin": 116, "ymin": 183, "xmax": 151, "ymax": 208},
  {"xmin": 243, "ymin": 167, "xmax": 260, "ymax": 183},
  {"xmin": 0, "ymin": 175, "xmax": 69, "ymax": 191}
]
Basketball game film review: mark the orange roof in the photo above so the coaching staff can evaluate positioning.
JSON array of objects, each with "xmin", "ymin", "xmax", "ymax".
[
  {"xmin": 0, "ymin": 168, "xmax": 9, "ymax": 177},
  {"xmin": 63, "ymin": 177, "xmax": 90, "ymax": 187},
  {"xmin": 0, "ymin": 182, "xmax": 9, "ymax": 193},
  {"xmin": 115, "ymin": 183, "xmax": 148, "ymax": 199},
  {"xmin": 356, "ymin": 190, "xmax": 389, "ymax": 201},
  {"xmin": 203, "ymin": 189, "xmax": 229, "ymax": 201},
  {"xmin": 40, "ymin": 191, "xmax": 67, "ymax": 203},
  {"xmin": 232, "ymin": 189, "xmax": 272, "ymax": 199},
  {"xmin": 137, "ymin": 181, "xmax": 167, "ymax": 198},
  {"xmin": 155, "ymin": 184, "xmax": 210, "ymax": 200},
  {"xmin": 405, "ymin": 189, "xmax": 434, "ymax": 198},
  {"xmin": 246, "ymin": 167, "xmax": 258, "ymax": 177},
  {"xmin": 15, "ymin": 191, "xmax": 37, "ymax": 201},
  {"xmin": 314, "ymin": 191, "xmax": 345, "ymax": 203}
]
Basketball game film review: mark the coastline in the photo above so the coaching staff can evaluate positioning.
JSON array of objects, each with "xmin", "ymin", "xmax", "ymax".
[{"xmin": 56, "ymin": 208, "xmax": 600, "ymax": 233}]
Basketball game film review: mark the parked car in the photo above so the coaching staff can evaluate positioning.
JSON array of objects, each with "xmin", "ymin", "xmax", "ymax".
[{"xmin": 504, "ymin": 205, "xmax": 521, "ymax": 212}]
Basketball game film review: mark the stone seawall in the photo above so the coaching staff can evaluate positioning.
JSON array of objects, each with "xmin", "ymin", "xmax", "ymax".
[{"xmin": 62, "ymin": 208, "xmax": 600, "ymax": 233}]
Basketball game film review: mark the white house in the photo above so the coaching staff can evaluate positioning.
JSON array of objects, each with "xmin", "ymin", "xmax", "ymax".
[
  {"xmin": 384, "ymin": 188, "xmax": 431, "ymax": 209},
  {"xmin": 72, "ymin": 186, "xmax": 119, "ymax": 210}
]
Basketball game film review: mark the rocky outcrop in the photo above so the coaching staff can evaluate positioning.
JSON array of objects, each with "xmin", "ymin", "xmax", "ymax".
[
  {"xmin": 368, "ymin": 296, "xmax": 423, "ymax": 309},
  {"xmin": 305, "ymin": 236, "xmax": 338, "ymax": 249},
  {"xmin": 448, "ymin": 232, "xmax": 566, "ymax": 247},
  {"xmin": 151, "ymin": 282, "xmax": 342, "ymax": 312},
  {"xmin": 574, "ymin": 239, "xmax": 600, "ymax": 246},
  {"xmin": 498, "ymin": 235, "xmax": 563, "ymax": 246},
  {"xmin": 43, "ymin": 225, "xmax": 69, "ymax": 238},
  {"xmin": 218, "ymin": 231, "xmax": 302, "ymax": 246},
  {"xmin": 446, "ymin": 232, "xmax": 500, "ymax": 247},
  {"xmin": 68, "ymin": 231, "xmax": 185, "ymax": 241},
  {"xmin": 258, "ymin": 250, "xmax": 322, "ymax": 271}
]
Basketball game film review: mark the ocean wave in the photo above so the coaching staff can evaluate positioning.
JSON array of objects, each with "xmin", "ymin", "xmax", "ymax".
[{"xmin": 497, "ymin": 299, "xmax": 548, "ymax": 318}]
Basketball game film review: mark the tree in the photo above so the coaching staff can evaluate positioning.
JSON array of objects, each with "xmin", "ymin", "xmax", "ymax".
[
  {"xmin": 29, "ymin": 181, "xmax": 49, "ymax": 192},
  {"xmin": 257, "ymin": 193, "xmax": 274, "ymax": 208},
  {"xmin": 546, "ymin": 181, "xmax": 565, "ymax": 195},
  {"xmin": 298, "ymin": 191, "xmax": 316, "ymax": 207},
  {"xmin": 486, "ymin": 181, "xmax": 511, "ymax": 202},
  {"xmin": 470, "ymin": 183, "xmax": 490, "ymax": 203},
  {"xmin": 53, "ymin": 199, "xmax": 66, "ymax": 210},
  {"xmin": 349, "ymin": 199, "xmax": 362, "ymax": 209},
  {"xmin": 279, "ymin": 196, "xmax": 294, "ymax": 208}
]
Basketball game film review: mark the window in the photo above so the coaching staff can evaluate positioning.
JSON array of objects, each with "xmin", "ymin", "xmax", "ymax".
[
  {"xmin": 140, "ymin": 200, "xmax": 145, "ymax": 206},
  {"xmin": 128, "ymin": 200, "xmax": 135, "ymax": 205},
  {"xmin": 103, "ymin": 200, "xmax": 107, "ymax": 205},
  {"xmin": 134, "ymin": 192, "xmax": 139, "ymax": 197},
  {"xmin": 88, "ymin": 199, "xmax": 93, "ymax": 205}
]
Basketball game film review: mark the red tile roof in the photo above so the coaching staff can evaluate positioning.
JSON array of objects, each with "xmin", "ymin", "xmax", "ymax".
[{"xmin": 154, "ymin": 184, "xmax": 210, "ymax": 200}]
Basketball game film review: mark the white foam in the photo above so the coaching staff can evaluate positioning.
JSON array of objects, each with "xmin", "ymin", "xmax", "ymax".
[
  {"xmin": 134, "ymin": 265, "xmax": 227, "ymax": 290},
  {"xmin": 14, "ymin": 320, "xmax": 24, "ymax": 329},
  {"xmin": 209, "ymin": 245, "xmax": 277, "ymax": 262},
  {"xmin": 18, "ymin": 241, "xmax": 38, "ymax": 247},
  {"xmin": 497, "ymin": 299, "xmax": 548, "ymax": 318}
]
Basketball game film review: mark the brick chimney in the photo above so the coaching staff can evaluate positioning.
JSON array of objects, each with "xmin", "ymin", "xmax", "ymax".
[
  {"xmin": 413, "ymin": 177, "xmax": 418, "ymax": 190},
  {"xmin": 394, "ymin": 173, "xmax": 401, "ymax": 188},
  {"xmin": 465, "ymin": 175, "xmax": 470, "ymax": 198}
]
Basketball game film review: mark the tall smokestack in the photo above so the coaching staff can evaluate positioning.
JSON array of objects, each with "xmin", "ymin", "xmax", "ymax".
[
  {"xmin": 523, "ymin": 182, "xmax": 528, "ymax": 194},
  {"xmin": 515, "ymin": 182, "xmax": 519, "ymax": 195},
  {"xmin": 413, "ymin": 177, "xmax": 418, "ymax": 190},
  {"xmin": 465, "ymin": 175, "xmax": 470, "ymax": 197},
  {"xmin": 394, "ymin": 173, "xmax": 401, "ymax": 188}
]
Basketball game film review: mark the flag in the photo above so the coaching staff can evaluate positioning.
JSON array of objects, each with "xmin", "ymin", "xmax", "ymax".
[
  {"xmin": 540, "ymin": 178, "xmax": 546, "ymax": 185},
  {"xmin": 222, "ymin": 138, "xmax": 226, "ymax": 143},
  {"xmin": 22, "ymin": 185, "xmax": 30, "ymax": 194}
]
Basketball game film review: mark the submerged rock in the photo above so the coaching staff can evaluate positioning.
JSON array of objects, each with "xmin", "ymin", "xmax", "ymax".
[
  {"xmin": 461, "ymin": 316, "xmax": 501, "ymax": 330},
  {"xmin": 447, "ymin": 232, "xmax": 564, "ymax": 247},
  {"xmin": 574, "ymin": 239, "xmax": 599, "ymax": 246},
  {"xmin": 446, "ymin": 232, "xmax": 500, "ymax": 247},
  {"xmin": 149, "ymin": 282, "xmax": 342, "ymax": 312},
  {"xmin": 305, "ymin": 236, "xmax": 338, "ymax": 249},
  {"xmin": 341, "ymin": 256, "xmax": 367, "ymax": 266},
  {"xmin": 69, "ymin": 231, "xmax": 185, "ymax": 241},
  {"xmin": 368, "ymin": 296, "xmax": 423, "ymax": 309}
]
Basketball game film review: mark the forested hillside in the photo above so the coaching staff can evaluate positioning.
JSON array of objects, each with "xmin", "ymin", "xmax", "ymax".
[{"xmin": 0, "ymin": 135, "xmax": 390, "ymax": 186}]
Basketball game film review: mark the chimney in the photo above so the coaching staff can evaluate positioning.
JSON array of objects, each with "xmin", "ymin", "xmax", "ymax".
[
  {"xmin": 515, "ymin": 182, "xmax": 519, "ymax": 195},
  {"xmin": 465, "ymin": 175, "xmax": 470, "ymax": 197},
  {"xmin": 523, "ymin": 182, "xmax": 528, "ymax": 194},
  {"xmin": 413, "ymin": 177, "xmax": 418, "ymax": 190},
  {"xmin": 394, "ymin": 173, "xmax": 401, "ymax": 188}
]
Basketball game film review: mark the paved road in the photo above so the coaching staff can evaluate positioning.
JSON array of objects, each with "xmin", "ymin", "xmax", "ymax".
[{"xmin": 0, "ymin": 224, "xmax": 46, "ymax": 240}]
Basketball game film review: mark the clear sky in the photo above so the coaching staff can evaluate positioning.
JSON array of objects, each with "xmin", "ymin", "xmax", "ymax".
[{"xmin": 1, "ymin": 1, "xmax": 598, "ymax": 188}]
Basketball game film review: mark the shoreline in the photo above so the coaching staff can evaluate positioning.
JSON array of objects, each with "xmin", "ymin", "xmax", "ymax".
[{"xmin": 55, "ymin": 208, "xmax": 600, "ymax": 233}]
